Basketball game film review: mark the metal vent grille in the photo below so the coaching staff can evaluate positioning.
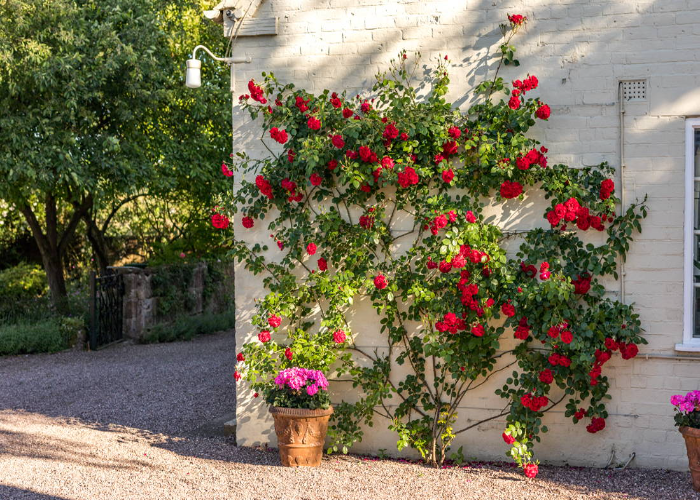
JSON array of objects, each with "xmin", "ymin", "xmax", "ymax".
[{"xmin": 621, "ymin": 80, "xmax": 647, "ymax": 101}]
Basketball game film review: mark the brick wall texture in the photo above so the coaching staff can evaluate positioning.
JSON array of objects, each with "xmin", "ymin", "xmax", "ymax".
[{"xmin": 227, "ymin": 0, "xmax": 700, "ymax": 470}]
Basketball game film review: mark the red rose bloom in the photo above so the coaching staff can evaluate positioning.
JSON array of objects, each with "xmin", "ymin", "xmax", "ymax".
[
  {"xmin": 327, "ymin": 159, "xmax": 338, "ymax": 170},
  {"xmin": 604, "ymin": 337, "xmax": 619, "ymax": 351},
  {"xmin": 400, "ymin": 132, "xmax": 409, "ymax": 141},
  {"xmin": 310, "ymin": 173, "xmax": 323, "ymax": 186},
  {"xmin": 508, "ymin": 13, "xmax": 526, "ymax": 26},
  {"xmin": 574, "ymin": 408, "xmax": 587, "ymax": 420},
  {"xmin": 501, "ymin": 303, "xmax": 516, "ymax": 317},
  {"xmin": 307, "ymin": 116, "xmax": 321, "ymax": 130},
  {"xmin": 619, "ymin": 342, "xmax": 639, "ymax": 360},
  {"xmin": 600, "ymin": 178, "xmax": 615, "ymax": 200},
  {"xmin": 233, "ymin": 370, "xmax": 241, "ymax": 381},
  {"xmin": 572, "ymin": 274, "xmax": 591, "ymax": 295},
  {"xmin": 586, "ymin": 417, "xmax": 606, "ymax": 434},
  {"xmin": 333, "ymin": 329, "xmax": 347, "ymax": 344},
  {"xmin": 318, "ymin": 257, "xmax": 328, "ymax": 271},
  {"xmin": 241, "ymin": 216, "xmax": 254, "ymax": 229},
  {"xmin": 560, "ymin": 330, "xmax": 573, "ymax": 344},
  {"xmin": 442, "ymin": 141, "xmax": 459, "ymax": 157},
  {"xmin": 535, "ymin": 104, "xmax": 551, "ymax": 120},
  {"xmin": 222, "ymin": 163, "xmax": 234, "ymax": 177},
  {"xmin": 383, "ymin": 123, "xmax": 399, "ymax": 140},
  {"xmin": 442, "ymin": 169, "xmax": 454, "ymax": 183},
  {"xmin": 268, "ymin": 315, "xmax": 282, "ymax": 328},
  {"xmin": 523, "ymin": 463, "xmax": 538, "ymax": 478},
  {"xmin": 374, "ymin": 274, "xmax": 388, "ymax": 290},
  {"xmin": 546, "ymin": 211, "xmax": 560, "ymax": 226},
  {"xmin": 465, "ymin": 211, "xmax": 477, "ymax": 223},
  {"xmin": 236, "ymin": 352, "xmax": 245, "ymax": 362},
  {"xmin": 471, "ymin": 324, "xmax": 485, "ymax": 337},
  {"xmin": 448, "ymin": 126, "xmax": 461, "ymax": 139},
  {"xmin": 331, "ymin": 134, "xmax": 345, "ymax": 149},
  {"xmin": 508, "ymin": 95, "xmax": 521, "ymax": 110},
  {"xmin": 500, "ymin": 181, "xmax": 523, "ymax": 199},
  {"xmin": 502, "ymin": 432, "xmax": 515, "ymax": 445},
  {"xmin": 258, "ymin": 330, "xmax": 271, "ymax": 343},
  {"xmin": 211, "ymin": 214, "xmax": 230, "ymax": 229},
  {"xmin": 539, "ymin": 369, "xmax": 554, "ymax": 384},
  {"xmin": 284, "ymin": 347, "xmax": 293, "ymax": 361},
  {"xmin": 397, "ymin": 167, "xmax": 419, "ymax": 188},
  {"xmin": 306, "ymin": 243, "xmax": 317, "ymax": 255},
  {"xmin": 439, "ymin": 260, "xmax": 452, "ymax": 274},
  {"xmin": 269, "ymin": 127, "xmax": 289, "ymax": 144},
  {"xmin": 342, "ymin": 108, "xmax": 353, "ymax": 118}
]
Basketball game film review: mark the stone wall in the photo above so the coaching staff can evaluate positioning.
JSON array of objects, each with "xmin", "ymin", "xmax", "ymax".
[
  {"xmin": 113, "ymin": 262, "xmax": 234, "ymax": 340},
  {"xmin": 228, "ymin": 0, "xmax": 700, "ymax": 470}
]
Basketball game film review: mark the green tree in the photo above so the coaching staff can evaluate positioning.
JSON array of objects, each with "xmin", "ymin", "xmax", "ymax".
[{"xmin": 0, "ymin": 0, "xmax": 230, "ymax": 303}]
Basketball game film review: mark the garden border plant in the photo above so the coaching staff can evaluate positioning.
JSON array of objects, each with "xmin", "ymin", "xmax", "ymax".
[{"xmin": 225, "ymin": 15, "xmax": 648, "ymax": 476}]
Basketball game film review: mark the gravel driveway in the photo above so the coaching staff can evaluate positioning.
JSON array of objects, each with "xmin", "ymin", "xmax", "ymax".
[{"xmin": 0, "ymin": 331, "xmax": 698, "ymax": 500}]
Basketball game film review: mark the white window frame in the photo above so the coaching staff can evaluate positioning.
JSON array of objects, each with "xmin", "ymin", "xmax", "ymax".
[{"xmin": 679, "ymin": 118, "xmax": 700, "ymax": 352}]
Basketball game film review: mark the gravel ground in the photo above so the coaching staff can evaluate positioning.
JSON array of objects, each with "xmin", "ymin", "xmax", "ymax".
[{"xmin": 0, "ymin": 331, "xmax": 698, "ymax": 500}]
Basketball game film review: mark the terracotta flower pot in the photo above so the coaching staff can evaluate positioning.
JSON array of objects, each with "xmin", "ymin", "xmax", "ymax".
[
  {"xmin": 270, "ymin": 406, "xmax": 333, "ymax": 467},
  {"xmin": 680, "ymin": 426, "xmax": 700, "ymax": 492}
]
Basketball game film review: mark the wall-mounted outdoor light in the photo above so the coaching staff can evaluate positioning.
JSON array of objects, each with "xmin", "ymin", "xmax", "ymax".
[{"xmin": 185, "ymin": 45, "xmax": 251, "ymax": 92}]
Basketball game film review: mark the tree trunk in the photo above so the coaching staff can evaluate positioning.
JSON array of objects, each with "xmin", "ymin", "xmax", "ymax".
[
  {"xmin": 83, "ymin": 212, "xmax": 110, "ymax": 273},
  {"xmin": 19, "ymin": 192, "xmax": 93, "ymax": 309}
]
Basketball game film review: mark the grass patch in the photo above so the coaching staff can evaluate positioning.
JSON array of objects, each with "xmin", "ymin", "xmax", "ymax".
[
  {"xmin": 142, "ymin": 311, "xmax": 236, "ymax": 343},
  {"xmin": 0, "ymin": 319, "xmax": 72, "ymax": 355}
]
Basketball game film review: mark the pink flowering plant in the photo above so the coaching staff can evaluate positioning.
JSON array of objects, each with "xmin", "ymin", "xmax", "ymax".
[
  {"xmin": 226, "ymin": 15, "xmax": 648, "ymax": 474},
  {"xmin": 671, "ymin": 390, "xmax": 700, "ymax": 429},
  {"xmin": 266, "ymin": 367, "xmax": 331, "ymax": 410}
]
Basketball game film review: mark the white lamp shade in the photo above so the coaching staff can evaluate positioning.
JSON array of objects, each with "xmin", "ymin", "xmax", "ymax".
[{"xmin": 185, "ymin": 59, "xmax": 202, "ymax": 88}]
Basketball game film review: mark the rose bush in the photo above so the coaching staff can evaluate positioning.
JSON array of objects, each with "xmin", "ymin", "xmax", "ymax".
[{"xmin": 225, "ymin": 16, "xmax": 648, "ymax": 475}]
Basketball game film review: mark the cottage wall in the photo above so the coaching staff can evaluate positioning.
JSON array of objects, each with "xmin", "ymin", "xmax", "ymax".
[{"xmin": 229, "ymin": 0, "xmax": 700, "ymax": 470}]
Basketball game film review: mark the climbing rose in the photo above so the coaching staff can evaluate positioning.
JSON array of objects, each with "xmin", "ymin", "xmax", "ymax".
[
  {"xmin": 572, "ymin": 274, "xmax": 591, "ymax": 295},
  {"xmin": 501, "ymin": 303, "xmax": 515, "ymax": 317},
  {"xmin": 600, "ymin": 178, "xmax": 615, "ymax": 200},
  {"xmin": 508, "ymin": 95, "xmax": 521, "ymax": 110},
  {"xmin": 258, "ymin": 330, "xmax": 271, "ymax": 343},
  {"xmin": 439, "ymin": 260, "xmax": 452, "ymax": 273},
  {"xmin": 307, "ymin": 116, "xmax": 321, "ymax": 130},
  {"xmin": 383, "ymin": 122, "xmax": 399, "ymax": 140},
  {"xmin": 269, "ymin": 127, "xmax": 289, "ymax": 144},
  {"xmin": 523, "ymin": 463, "xmax": 538, "ymax": 478},
  {"xmin": 342, "ymin": 108, "xmax": 353, "ymax": 118},
  {"xmin": 574, "ymin": 409, "xmax": 587, "ymax": 420},
  {"xmin": 361, "ymin": 100, "xmax": 371, "ymax": 113},
  {"xmin": 241, "ymin": 216, "xmax": 254, "ymax": 229},
  {"xmin": 285, "ymin": 348, "xmax": 293, "ymax": 361},
  {"xmin": 307, "ymin": 243, "xmax": 317, "ymax": 255},
  {"xmin": 255, "ymin": 175, "xmax": 273, "ymax": 199},
  {"xmin": 560, "ymin": 330, "xmax": 573, "ymax": 344},
  {"xmin": 502, "ymin": 432, "xmax": 515, "ymax": 445},
  {"xmin": 233, "ymin": 371, "xmax": 241, "ymax": 381},
  {"xmin": 236, "ymin": 352, "xmax": 245, "ymax": 362},
  {"xmin": 331, "ymin": 134, "xmax": 345, "ymax": 148},
  {"xmin": 327, "ymin": 159, "xmax": 338, "ymax": 170},
  {"xmin": 442, "ymin": 169, "xmax": 454, "ymax": 183},
  {"xmin": 586, "ymin": 417, "xmax": 606, "ymax": 434},
  {"xmin": 471, "ymin": 324, "xmax": 485, "ymax": 337},
  {"xmin": 539, "ymin": 369, "xmax": 554, "ymax": 384},
  {"xmin": 508, "ymin": 13, "xmax": 526, "ymax": 26},
  {"xmin": 222, "ymin": 163, "xmax": 234, "ymax": 177},
  {"xmin": 211, "ymin": 214, "xmax": 230, "ymax": 229},
  {"xmin": 268, "ymin": 315, "xmax": 282, "ymax": 328},
  {"xmin": 318, "ymin": 257, "xmax": 328, "ymax": 271},
  {"xmin": 465, "ymin": 211, "xmax": 477, "ymax": 223},
  {"xmin": 448, "ymin": 126, "xmax": 461, "ymax": 139},
  {"xmin": 619, "ymin": 342, "xmax": 639, "ymax": 360},
  {"xmin": 500, "ymin": 181, "xmax": 523, "ymax": 199},
  {"xmin": 400, "ymin": 132, "xmax": 409, "ymax": 141},
  {"xmin": 333, "ymin": 329, "xmax": 347, "ymax": 344},
  {"xmin": 535, "ymin": 104, "xmax": 551, "ymax": 120},
  {"xmin": 310, "ymin": 173, "xmax": 323, "ymax": 186},
  {"xmin": 397, "ymin": 167, "xmax": 419, "ymax": 188},
  {"xmin": 374, "ymin": 274, "xmax": 388, "ymax": 289},
  {"xmin": 442, "ymin": 141, "xmax": 458, "ymax": 157},
  {"xmin": 540, "ymin": 270, "xmax": 551, "ymax": 280}
]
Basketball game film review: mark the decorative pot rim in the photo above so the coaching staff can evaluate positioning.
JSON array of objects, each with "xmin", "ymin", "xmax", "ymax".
[
  {"xmin": 269, "ymin": 406, "xmax": 334, "ymax": 417},
  {"xmin": 680, "ymin": 426, "xmax": 700, "ymax": 437}
]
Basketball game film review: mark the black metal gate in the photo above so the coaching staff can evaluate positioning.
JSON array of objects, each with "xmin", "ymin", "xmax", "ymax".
[{"xmin": 89, "ymin": 270, "xmax": 125, "ymax": 350}]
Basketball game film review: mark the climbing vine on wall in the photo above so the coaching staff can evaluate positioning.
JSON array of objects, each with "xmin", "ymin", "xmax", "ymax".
[{"xmin": 227, "ymin": 15, "xmax": 647, "ymax": 475}]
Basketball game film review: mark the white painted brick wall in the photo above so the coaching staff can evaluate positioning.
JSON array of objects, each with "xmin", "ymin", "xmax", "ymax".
[{"xmin": 225, "ymin": 0, "xmax": 700, "ymax": 470}]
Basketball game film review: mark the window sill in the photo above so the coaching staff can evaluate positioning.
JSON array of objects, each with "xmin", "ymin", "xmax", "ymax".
[{"xmin": 675, "ymin": 341, "xmax": 700, "ymax": 353}]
